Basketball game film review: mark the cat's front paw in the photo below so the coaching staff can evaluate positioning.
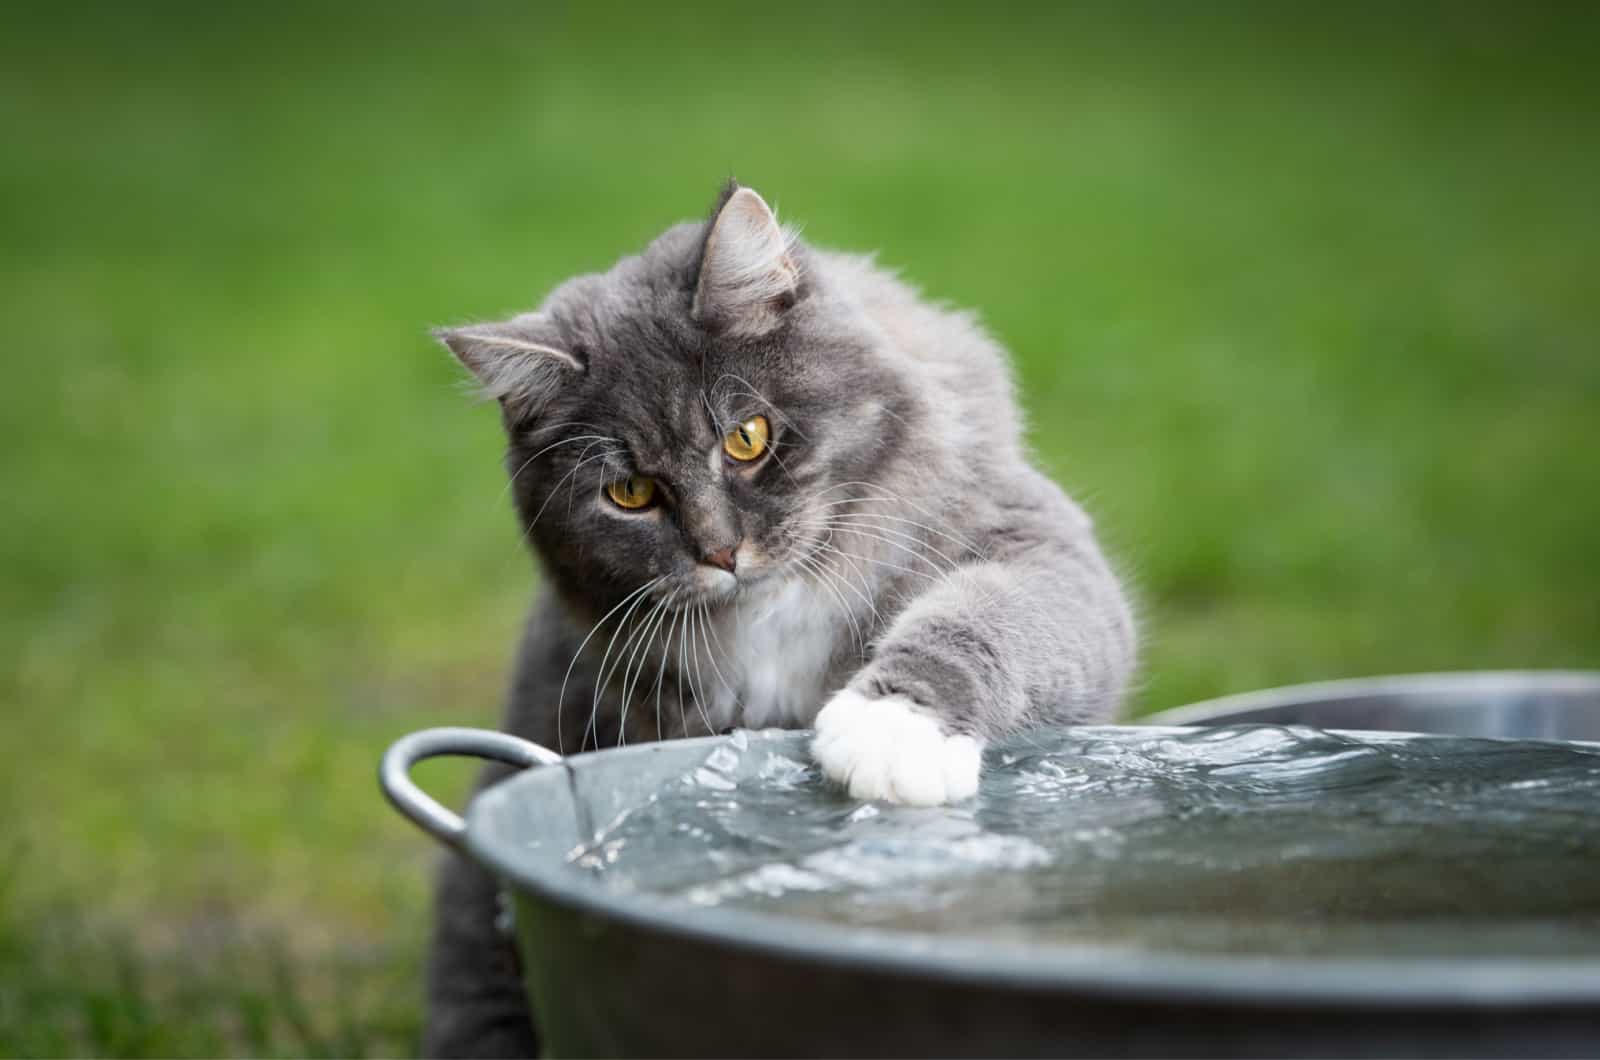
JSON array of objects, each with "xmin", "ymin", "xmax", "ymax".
[{"xmin": 811, "ymin": 690, "xmax": 983, "ymax": 806}]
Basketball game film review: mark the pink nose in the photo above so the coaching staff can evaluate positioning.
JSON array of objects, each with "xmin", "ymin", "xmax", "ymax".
[{"xmin": 702, "ymin": 545, "xmax": 738, "ymax": 573}]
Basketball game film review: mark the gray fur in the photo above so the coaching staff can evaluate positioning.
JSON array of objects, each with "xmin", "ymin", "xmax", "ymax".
[{"xmin": 425, "ymin": 182, "xmax": 1135, "ymax": 1056}]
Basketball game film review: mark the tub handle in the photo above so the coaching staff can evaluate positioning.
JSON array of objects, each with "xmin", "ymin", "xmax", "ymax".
[{"xmin": 380, "ymin": 727, "xmax": 563, "ymax": 852}]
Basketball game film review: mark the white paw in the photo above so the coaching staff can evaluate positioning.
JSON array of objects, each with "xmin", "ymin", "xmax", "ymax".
[{"xmin": 811, "ymin": 690, "xmax": 984, "ymax": 806}]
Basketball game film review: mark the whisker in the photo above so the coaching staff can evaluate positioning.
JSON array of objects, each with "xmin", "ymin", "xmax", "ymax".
[
  {"xmin": 699, "ymin": 390, "xmax": 719, "ymax": 434},
  {"xmin": 615, "ymin": 595, "xmax": 664, "ymax": 744},
  {"xmin": 804, "ymin": 516, "xmax": 961, "ymax": 570},
  {"xmin": 793, "ymin": 550, "xmax": 866, "ymax": 658},
  {"xmin": 697, "ymin": 602, "xmax": 737, "ymax": 702},
  {"xmin": 563, "ymin": 446, "xmax": 607, "ymax": 516},
  {"xmin": 556, "ymin": 576, "xmax": 660, "ymax": 754},
  {"xmin": 808, "ymin": 480, "xmax": 987, "ymax": 557},
  {"xmin": 610, "ymin": 593, "xmax": 666, "ymax": 703},
  {"xmin": 764, "ymin": 440, "xmax": 802, "ymax": 489},
  {"xmin": 819, "ymin": 510, "xmax": 985, "ymax": 560},
  {"xmin": 521, "ymin": 444, "xmax": 621, "ymax": 534},
  {"xmin": 803, "ymin": 542, "xmax": 881, "ymax": 620},
  {"xmin": 684, "ymin": 606, "xmax": 706, "ymax": 735},
  {"xmin": 806, "ymin": 499, "xmax": 985, "ymax": 559},
  {"xmin": 707, "ymin": 373, "xmax": 811, "ymax": 442},
  {"xmin": 688, "ymin": 605, "xmax": 719, "ymax": 736},
  {"xmin": 652, "ymin": 606, "xmax": 681, "ymax": 742},
  {"xmin": 675, "ymin": 607, "xmax": 689, "ymax": 738},
  {"xmin": 499, "ymin": 433, "xmax": 618, "ymax": 507},
  {"xmin": 617, "ymin": 594, "xmax": 672, "ymax": 746},
  {"xmin": 817, "ymin": 547, "xmax": 885, "ymax": 631},
  {"xmin": 565, "ymin": 446, "xmax": 620, "ymax": 522},
  {"xmin": 587, "ymin": 580, "xmax": 660, "ymax": 751},
  {"xmin": 523, "ymin": 419, "xmax": 613, "ymax": 439},
  {"xmin": 811, "ymin": 539, "xmax": 942, "ymax": 585},
  {"xmin": 801, "ymin": 518, "xmax": 959, "ymax": 574}
]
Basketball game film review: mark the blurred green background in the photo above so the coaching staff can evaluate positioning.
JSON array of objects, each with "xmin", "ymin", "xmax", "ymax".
[{"xmin": 3, "ymin": 0, "xmax": 1597, "ymax": 1053}]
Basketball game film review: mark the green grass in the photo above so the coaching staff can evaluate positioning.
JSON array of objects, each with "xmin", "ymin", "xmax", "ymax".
[{"xmin": 3, "ymin": 1, "xmax": 1597, "ymax": 1053}]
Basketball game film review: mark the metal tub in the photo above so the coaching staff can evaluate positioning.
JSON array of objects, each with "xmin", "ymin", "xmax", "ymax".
[
  {"xmin": 381, "ymin": 671, "xmax": 1600, "ymax": 1057},
  {"xmin": 1140, "ymin": 669, "xmax": 1600, "ymax": 740}
]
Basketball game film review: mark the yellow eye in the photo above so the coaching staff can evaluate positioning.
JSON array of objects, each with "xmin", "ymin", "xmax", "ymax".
[
  {"xmin": 605, "ymin": 475, "xmax": 657, "ymax": 510},
  {"xmin": 723, "ymin": 415, "xmax": 771, "ymax": 462}
]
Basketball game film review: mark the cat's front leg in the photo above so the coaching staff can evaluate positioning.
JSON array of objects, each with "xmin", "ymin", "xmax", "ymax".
[{"xmin": 812, "ymin": 553, "xmax": 1133, "ymax": 805}]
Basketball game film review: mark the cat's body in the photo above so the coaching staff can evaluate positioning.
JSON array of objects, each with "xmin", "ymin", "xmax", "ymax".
[{"xmin": 425, "ymin": 184, "xmax": 1135, "ymax": 1056}]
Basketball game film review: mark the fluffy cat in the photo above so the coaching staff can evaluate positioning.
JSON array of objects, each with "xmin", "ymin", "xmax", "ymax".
[{"xmin": 425, "ymin": 181, "xmax": 1135, "ymax": 1056}]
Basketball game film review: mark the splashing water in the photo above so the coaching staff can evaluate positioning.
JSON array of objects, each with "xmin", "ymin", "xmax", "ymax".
[{"xmin": 568, "ymin": 725, "xmax": 1600, "ymax": 957}]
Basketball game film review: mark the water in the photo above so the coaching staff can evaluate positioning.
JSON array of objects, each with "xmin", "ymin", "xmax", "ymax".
[{"xmin": 568, "ymin": 725, "xmax": 1600, "ymax": 958}]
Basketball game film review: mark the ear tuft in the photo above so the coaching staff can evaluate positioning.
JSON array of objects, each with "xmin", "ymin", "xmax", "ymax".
[
  {"xmin": 692, "ymin": 185, "xmax": 801, "ymax": 337},
  {"xmin": 435, "ymin": 314, "xmax": 582, "ymax": 423}
]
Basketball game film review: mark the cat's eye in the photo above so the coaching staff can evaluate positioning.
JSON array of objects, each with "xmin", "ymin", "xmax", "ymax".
[
  {"xmin": 605, "ymin": 475, "xmax": 657, "ymax": 510},
  {"xmin": 723, "ymin": 415, "xmax": 771, "ymax": 462}
]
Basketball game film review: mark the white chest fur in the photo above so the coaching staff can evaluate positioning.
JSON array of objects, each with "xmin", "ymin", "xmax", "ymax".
[{"xmin": 707, "ymin": 576, "xmax": 842, "ymax": 731}]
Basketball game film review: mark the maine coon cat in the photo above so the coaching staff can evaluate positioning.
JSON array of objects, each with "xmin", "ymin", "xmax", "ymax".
[{"xmin": 425, "ymin": 182, "xmax": 1136, "ymax": 1056}]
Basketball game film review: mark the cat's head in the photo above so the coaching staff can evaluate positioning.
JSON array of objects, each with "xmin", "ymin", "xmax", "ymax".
[{"xmin": 439, "ymin": 182, "xmax": 914, "ymax": 613}]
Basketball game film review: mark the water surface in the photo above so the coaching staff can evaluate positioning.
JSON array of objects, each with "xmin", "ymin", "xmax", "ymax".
[{"xmin": 570, "ymin": 725, "xmax": 1600, "ymax": 957}]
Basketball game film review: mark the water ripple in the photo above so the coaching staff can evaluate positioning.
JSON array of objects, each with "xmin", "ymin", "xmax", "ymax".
[{"xmin": 566, "ymin": 724, "xmax": 1600, "ymax": 957}]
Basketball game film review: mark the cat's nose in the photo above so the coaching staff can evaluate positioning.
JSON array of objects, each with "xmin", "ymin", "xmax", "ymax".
[{"xmin": 701, "ymin": 543, "xmax": 739, "ymax": 574}]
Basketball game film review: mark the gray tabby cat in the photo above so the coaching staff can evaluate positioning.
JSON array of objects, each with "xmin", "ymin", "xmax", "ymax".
[{"xmin": 425, "ymin": 181, "xmax": 1135, "ymax": 1056}]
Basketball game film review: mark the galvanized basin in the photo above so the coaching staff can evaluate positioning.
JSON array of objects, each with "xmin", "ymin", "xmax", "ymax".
[
  {"xmin": 1140, "ymin": 670, "xmax": 1600, "ymax": 740},
  {"xmin": 381, "ymin": 671, "xmax": 1600, "ymax": 1057}
]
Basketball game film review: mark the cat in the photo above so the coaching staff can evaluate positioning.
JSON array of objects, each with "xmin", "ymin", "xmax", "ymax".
[{"xmin": 424, "ymin": 181, "xmax": 1136, "ymax": 1056}]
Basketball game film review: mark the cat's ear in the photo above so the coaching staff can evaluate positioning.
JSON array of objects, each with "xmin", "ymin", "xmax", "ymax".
[
  {"xmin": 435, "ymin": 314, "xmax": 582, "ymax": 423},
  {"xmin": 692, "ymin": 183, "xmax": 801, "ymax": 338}
]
